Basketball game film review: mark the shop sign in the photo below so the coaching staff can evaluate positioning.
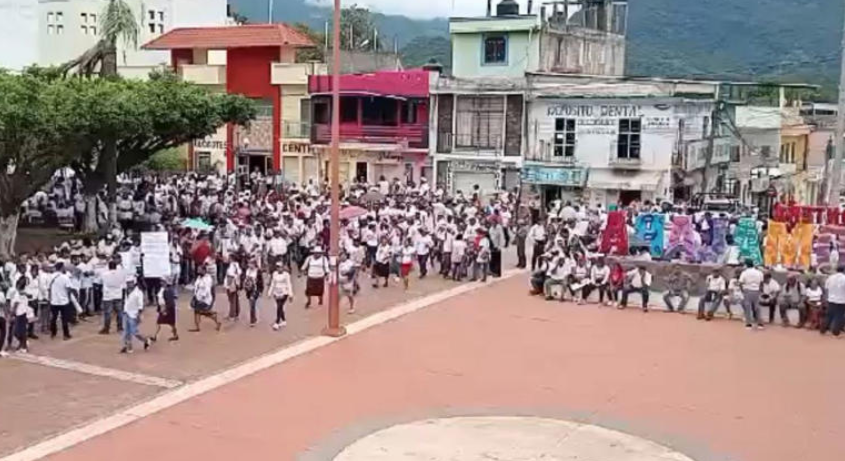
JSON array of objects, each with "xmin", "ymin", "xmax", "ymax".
[
  {"xmin": 522, "ymin": 165, "xmax": 587, "ymax": 187},
  {"xmin": 451, "ymin": 160, "xmax": 499, "ymax": 173},
  {"xmin": 193, "ymin": 139, "xmax": 225, "ymax": 150},
  {"xmin": 281, "ymin": 142, "xmax": 311, "ymax": 154}
]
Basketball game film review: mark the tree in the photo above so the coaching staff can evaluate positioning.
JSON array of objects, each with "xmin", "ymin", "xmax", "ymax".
[
  {"xmin": 60, "ymin": 0, "xmax": 140, "ymax": 225},
  {"xmin": 292, "ymin": 23, "xmax": 325, "ymax": 63},
  {"xmin": 66, "ymin": 71, "xmax": 256, "ymax": 232},
  {"xmin": 142, "ymin": 148, "xmax": 187, "ymax": 172},
  {"xmin": 341, "ymin": 5, "xmax": 379, "ymax": 51},
  {"xmin": 0, "ymin": 73, "xmax": 98, "ymax": 258}
]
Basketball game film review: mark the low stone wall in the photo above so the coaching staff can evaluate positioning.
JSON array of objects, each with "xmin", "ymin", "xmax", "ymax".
[{"xmin": 606, "ymin": 257, "xmax": 828, "ymax": 293}]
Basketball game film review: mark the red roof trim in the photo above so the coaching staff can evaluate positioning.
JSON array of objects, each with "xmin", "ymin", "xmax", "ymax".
[{"xmin": 142, "ymin": 24, "xmax": 315, "ymax": 50}]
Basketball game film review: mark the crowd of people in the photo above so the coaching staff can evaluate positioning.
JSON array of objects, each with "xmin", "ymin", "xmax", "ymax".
[
  {"xmin": 525, "ymin": 199, "xmax": 845, "ymax": 337},
  {"xmin": 0, "ymin": 172, "xmax": 518, "ymax": 356}
]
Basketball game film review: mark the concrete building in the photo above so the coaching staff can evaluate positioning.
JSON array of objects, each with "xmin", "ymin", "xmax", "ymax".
[
  {"xmin": 305, "ymin": 70, "xmax": 433, "ymax": 185},
  {"xmin": 143, "ymin": 23, "xmax": 316, "ymax": 175},
  {"xmin": 449, "ymin": 0, "xmax": 626, "ymax": 79},
  {"xmin": 525, "ymin": 75, "xmax": 716, "ymax": 208},
  {"xmin": 0, "ymin": 0, "xmax": 228, "ymax": 76}
]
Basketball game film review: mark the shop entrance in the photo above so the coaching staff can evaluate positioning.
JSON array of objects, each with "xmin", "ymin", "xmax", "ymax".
[
  {"xmin": 355, "ymin": 162, "xmax": 369, "ymax": 183},
  {"xmin": 619, "ymin": 190, "xmax": 642, "ymax": 206}
]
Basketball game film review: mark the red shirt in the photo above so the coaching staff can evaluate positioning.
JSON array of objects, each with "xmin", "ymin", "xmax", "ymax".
[{"xmin": 191, "ymin": 239, "xmax": 212, "ymax": 265}]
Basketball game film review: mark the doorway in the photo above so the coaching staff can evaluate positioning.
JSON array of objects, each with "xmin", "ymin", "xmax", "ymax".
[
  {"xmin": 619, "ymin": 190, "xmax": 642, "ymax": 206},
  {"xmin": 355, "ymin": 162, "xmax": 369, "ymax": 183}
]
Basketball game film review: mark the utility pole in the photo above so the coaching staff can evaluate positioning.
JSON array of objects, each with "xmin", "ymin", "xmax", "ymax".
[
  {"xmin": 827, "ymin": 1, "xmax": 845, "ymax": 204},
  {"xmin": 701, "ymin": 86, "xmax": 721, "ymax": 196},
  {"xmin": 323, "ymin": 0, "xmax": 345, "ymax": 338},
  {"xmin": 268, "ymin": 0, "xmax": 274, "ymax": 23}
]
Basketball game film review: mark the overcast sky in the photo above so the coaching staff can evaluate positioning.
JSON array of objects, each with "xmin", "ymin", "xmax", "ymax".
[{"xmin": 309, "ymin": 0, "xmax": 531, "ymax": 19}]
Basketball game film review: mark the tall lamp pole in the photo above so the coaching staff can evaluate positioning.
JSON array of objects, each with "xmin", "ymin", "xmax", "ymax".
[
  {"xmin": 323, "ymin": 0, "xmax": 346, "ymax": 337},
  {"xmin": 826, "ymin": 1, "xmax": 845, "ymax": 204}
]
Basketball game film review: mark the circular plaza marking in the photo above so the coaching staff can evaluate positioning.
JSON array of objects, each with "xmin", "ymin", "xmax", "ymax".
[{"xmin": 333, "ymin": 416, "xmax": 696, "ymax": 461}]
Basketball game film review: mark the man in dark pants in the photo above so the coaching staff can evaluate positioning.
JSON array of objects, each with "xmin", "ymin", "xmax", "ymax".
[
  {"xmin": 48, "ymin": 262, "xmax": 73, "ymax": 340},
  {"xmin": 822, "ymin": 265, "xmax": 845, "ymax": 336},
  {"xmin": 528, "ymin": 221, "xmax": 547, "ymax": 271},
  {"xmin": 515, "ymin": 221, "xmax": 528, "ymax": 269},
  {"xmin": 620, "ymin": 266, "xmax": 652, "ymax": 312},
  {"xmin": 488, "ymin": 220, "xmax": 506, "ymax": 277}
]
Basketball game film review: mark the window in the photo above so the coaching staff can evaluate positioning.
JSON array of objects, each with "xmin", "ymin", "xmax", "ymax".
[
  {"xmin": 56, "ymin": 12, "xmax": 63, "ymax": 22},
  {"xmin": 362, "ymin": 97, "xmax": 397, "ymax": 126},
  {"xmin": 730, "ymin": 145, "xmax": 740, "ymax": 162},
  {"xmin": 149, "ymin": 23, "xmax": 156, "ymax": 33},
  {"xmin": 761, "ymin": 145, "xmax": 772, "ymax": 158},
  {"xmin": 81, "ymin": 25, "xmax": 88, "ymax": 34},
  {"xmin": 81, "ymin": 13, "xmax": 87, "ymax": 23},
  {"xmin": 553, "ymin": 118, "xmax": 576, "ymax": 157},
  {"xmin": 455, "ymin": 95, "xmax": 504, "ymax": 149},
  {"xmin": 779, "ymin": 144, "xmax": 786, "ymax": 163},
  {"xmin": 47, "ymin": 12, "xmax": 54, "ymax": 23},
  {"xmin": 159, "ymin": 11, "xmax": 164, "ymax": 21},
  {"xmin": 340, "ymin": 97, "xmax": 358, "ymax": 123},
  {"xmin": 483, "ymin": 34, "xmax": 507, "ymax": 65},
  {"xmin": 617, "ymin": 118, "xmax": 641, "ymax": 159},
  {"xmin": 90, "ymin": 26, "xmax": 97, "ymax": 35},
  {"xmin": 56, "ymin": 24, "xmax": 64, "ymax": 35},
  {"xmin": 196, "ymin": 152, "xmax": 211, "ymax": 172},
  {"xmin": 401, "ymin": 101, "xmax": 419, "ymax": 124},
  {"xmin": 158, "ymin": 24, "xmax": 164, "ymax": 34},
  {"xmin": 149, "ymin": 10, "xmax": 155, "ymax": 20},
  {"xmin": 702, "ymin": 116, "xmax": 710, "ymax": 135},
  {"xmin": 47, "ymin": 25, "xmax": 54, "ymax": 35},
  {"xmin": 313, "ymin": 102, "xmax": 329, "ymax": 124},
  {"xmin": 90, "ymin": 14, "xmax": 96, "ymax": 23}
]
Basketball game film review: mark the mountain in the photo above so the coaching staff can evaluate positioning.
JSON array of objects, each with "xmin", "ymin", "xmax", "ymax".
[{"xmin": 229, "ymin": 0, "xmax": 842, "ymax": 96}]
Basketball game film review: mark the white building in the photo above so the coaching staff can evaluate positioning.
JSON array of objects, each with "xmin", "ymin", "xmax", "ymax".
[
  {"xmin": 0, "ymin": 0, "xmax": 228, "ymax": 76},
  {"xmin": 524, "ymin": 76, "xmax": 716, "ymax": 208}
]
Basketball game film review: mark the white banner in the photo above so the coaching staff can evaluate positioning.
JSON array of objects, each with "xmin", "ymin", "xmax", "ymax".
[{"xmin": 141, "ymin": 232, "xmax": 171, "ymax": 279}]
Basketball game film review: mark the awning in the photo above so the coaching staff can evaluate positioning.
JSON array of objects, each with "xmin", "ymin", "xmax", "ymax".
[{"xmin": 587, "ymin": 169, "xmax": 663, "ymax": 192}]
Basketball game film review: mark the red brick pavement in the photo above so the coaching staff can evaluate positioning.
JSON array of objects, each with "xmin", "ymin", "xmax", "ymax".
[{"xmin": 39, "ymin": 276, "xmax": 845, "ymax": 461}]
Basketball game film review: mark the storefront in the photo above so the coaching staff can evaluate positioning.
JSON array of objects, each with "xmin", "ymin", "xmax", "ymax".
[
  {"xmin": 522, "ymin": 164, "xmax": 588, "ymax": 209},
  {"xmin": 585, "ymin": 169, "xmax": 669, "ymax": 208},
  {"xmin": 192, "ymin": 127, "xmax": 227, "ymax": 173},
  {"xmin": 302, "ymin": 145, "xmax": 430, "ymax": 186}
]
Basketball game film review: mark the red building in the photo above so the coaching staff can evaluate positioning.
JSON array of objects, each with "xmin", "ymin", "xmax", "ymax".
[
  {"xmin": 143, "ymin": 24, "xmax": 315, "ymax": 175},
  {"xmin": 307, "ymin": 70, "xmax": 432, "ymax": 184}
]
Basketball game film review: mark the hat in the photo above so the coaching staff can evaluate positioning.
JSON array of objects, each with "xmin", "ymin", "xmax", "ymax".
[{"xmin": 312, "ymin": 246, "xmax": 324, "ymax": 254}]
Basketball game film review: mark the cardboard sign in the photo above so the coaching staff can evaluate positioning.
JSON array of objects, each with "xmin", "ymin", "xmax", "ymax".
[
  {"xmin": 141, "ymin": 232, "xmax": 172, "ymax": 279},
  {"xmin": 600, "ymin": 211, "xmax": 629, "ymax": 256},
  {"xmin": 635, "ymin": 213, "xmax": 665, "ymax": 258},
  {"xmin": 665, "ymin": 215, "xmax": 697, "ymax": 261},
  {"xmin": 735, "ymin": 217, "xmax": 762, "ymax": 266}
]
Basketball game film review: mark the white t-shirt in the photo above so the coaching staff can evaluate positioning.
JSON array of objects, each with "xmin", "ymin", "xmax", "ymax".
[
  {"xmin": 101, "ymin": 269, "xmax": 126, "ymax": 301},
  {"xmin": 415, "ymin": 235, "xmax": 433, "ymax": 256},
  {"xmin": 49, "ymin": 272, "xmax": 72, "ymax": 306},
  {"xmin": 401, "ymin": 246, "xmax": 415, "ymax": 265},
  {"xmin": 268, "ymin": 271, "xmax": 292, "ymax": 298},
  {"xmin": 806, "ymin": 286, "xmax": 823, "ymax": 303},
  {"xmin": 706, "ymin": 275, "xmax": 727, "ymax": 292},
  {"xmin": 825, "ymin": 272, "xmax": 845, "ymax": 304},
  {"xmin": 451, "ymin": 240, "xmax": 467, "ymax": 263},
  {"xmin": 739, "ymin": 268, "xmax": 764, "ymax": 291}
]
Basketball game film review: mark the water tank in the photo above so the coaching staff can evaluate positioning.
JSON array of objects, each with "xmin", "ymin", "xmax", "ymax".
[{"xmin": 496, "ymin": 0, "xmax": 520, "ymax": 16}]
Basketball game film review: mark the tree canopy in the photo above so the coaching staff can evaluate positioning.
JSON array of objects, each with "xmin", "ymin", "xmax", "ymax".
[{"xmin": 0, "ymin": 69, "xmax": 255, "ymax": 257}]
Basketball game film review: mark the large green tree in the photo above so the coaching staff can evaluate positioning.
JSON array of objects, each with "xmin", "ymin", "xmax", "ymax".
[{"xmin": 0, "ymin": 70, "xmax": 256, "ymax": 256}]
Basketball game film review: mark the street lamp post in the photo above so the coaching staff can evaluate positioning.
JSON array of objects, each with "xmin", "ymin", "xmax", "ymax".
[{"xmin": 322, "ymin": 0, "xmax": 346, "ymax": 337}]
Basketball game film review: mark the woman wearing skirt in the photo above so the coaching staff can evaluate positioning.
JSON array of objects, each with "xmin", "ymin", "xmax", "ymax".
[
  {"xmin": 372, "ymin": 238, "xmax": 391, "ymax": 289},
  {"xmin": 153, "ymin": 276, "xmax": 179, "ymax": 342},
  {"xmin": 301, "ymin": 246, "xmax": 329, "ymax": 309}
]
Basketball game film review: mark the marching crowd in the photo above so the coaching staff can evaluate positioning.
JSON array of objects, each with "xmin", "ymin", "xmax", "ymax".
[{"xmin": 0, "ymin": 172, "xmax": 518, "ymax": 356}]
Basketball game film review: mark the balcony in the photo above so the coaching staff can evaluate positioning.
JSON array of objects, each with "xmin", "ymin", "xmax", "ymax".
[
  {"xmin": 525, "ymin": 144, "xmax": 577, "ymax": 164},
  {"xmin": 271, "ymin": 62, "xmax": 327, "ymax": 86},
  {"xmin": 437, "ymin": 132, "xmax": 503, "ymax": 156},
  {"xmin": 608, "ymin": 156, "xmax": 643, "ymax": 169},
  {"xmin": 313, "ymin": 124, "xmax": 428, "ymax": 149},
  {"xmin": 283, "ymin": 121, "xmax": 311, "ymax": 139},
  {"xmin": 178, "ymin": 64, "xmax": 226, "ymax": 85}
]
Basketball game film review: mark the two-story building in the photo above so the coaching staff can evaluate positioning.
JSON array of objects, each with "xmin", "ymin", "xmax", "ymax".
[
  {"xmin": 306, "ymin": 70, "xmax": 432, "ymax": 185},
  {"xmin": 431, "ymin": 0, "xmax": 629, "ymax": 196},
  {"xmin": 525, "ymin": 76, "xmax": 717, "ymax": 208},
  {"xmin": 143, "ymin": 23, "xmax": 317, "ymax": 175}
]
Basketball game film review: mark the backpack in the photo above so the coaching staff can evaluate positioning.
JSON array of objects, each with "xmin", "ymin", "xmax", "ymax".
[{"xmin": 243, "ymin": 274, "xmax": 256, "ymax": 293}]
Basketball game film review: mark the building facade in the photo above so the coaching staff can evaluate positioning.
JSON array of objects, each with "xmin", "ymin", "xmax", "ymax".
[
  {"xmin": 304, "ymin": 70, "xmax": 433, "ymax": 185},
  {"xmin": 0, "ymin": 0, "xmax": 229, "ymax": 76}
]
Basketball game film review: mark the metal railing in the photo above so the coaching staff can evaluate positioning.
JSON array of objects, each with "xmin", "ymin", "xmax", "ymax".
[
  {"xmin": 283, "ymin": 121, "xmax": 311, "ymax": 139},
  {"xmin": 313, "ymin": 123, "xmax": 428, "ymax": 148}
]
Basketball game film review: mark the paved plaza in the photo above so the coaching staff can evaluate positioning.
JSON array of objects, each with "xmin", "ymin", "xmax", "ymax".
[{"xmin": 2, "ymin": 260, "xmax": 844, "ymax": 461}]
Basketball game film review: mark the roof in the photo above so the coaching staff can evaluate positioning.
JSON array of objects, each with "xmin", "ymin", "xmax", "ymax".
[{"xmin": 142, "ymin": 24, "xmax": 315, "ymax": 50}]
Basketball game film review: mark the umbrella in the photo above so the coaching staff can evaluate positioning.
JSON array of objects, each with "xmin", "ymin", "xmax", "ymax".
[
  {"xmin": 181, "ymin": 218, "xmax": 214, "ymax": 231},
  {"xmin": 360, "ymin": 190, "xmax": 385, "ymax": 203},
  {"xmin": 339, "ymin": 206, "xmax": 368, "ymax": 220}
]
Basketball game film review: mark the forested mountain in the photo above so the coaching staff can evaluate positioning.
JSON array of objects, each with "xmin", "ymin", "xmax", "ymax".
[{"xmin": 230, "ymin": 0, "xmax": 842, "ymax": 96}]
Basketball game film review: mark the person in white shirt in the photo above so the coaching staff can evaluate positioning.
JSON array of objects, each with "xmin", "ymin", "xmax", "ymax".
[
  {"xmin": 822, "ymin": 265, "xmax": 845, "ymax": 337},
  {"xmin": 738, "ymin": 260, "xmax": 765, "ymax": 329},
  {"xmin": 48, "ymin": 263, "xmax": 73, "ymax": 340},
  {"xmin": 120, "ymin": 278, "xmax": 151, "ymax": 354},
  {"xmin": 528, "ymin": 221, "xmax": 547, "ymax": 271},
  {"xmin": 804, "ymin": 278, "xmax": 824, "ymax": 330},
  {"xmin": 414, "ymin": 229, "xmax": 433, "ymax": 278},
  {"xmin": 242, "ymin": 259, "xmax": 264, "ymax": 327},
  {"xmin": 620, "ymin": 266, "xmax": 652, "ymax": 312},
  {"xmin": 372, "ymin": 237, "xmax": 392, "ymax": 288},
  {"xmin": 302, "ymin": 247, "xmax": 329, "ymax": 308},
  {"xmin": 224, "ymin": 259, "xmax": 242, "ymax": 321},
  {"xmin": 10, "ymin": 277, "xmax": 32, "ymax": 353},
  {"xmin": 399, "ymin": 238, "xmax": 416, "ymax": 290},
  {"xmin": 267, "ymin": 262, "xmax": 293, "ymax": 330},
  {"xmin": 776, "ymin": 274, "xmax": 804, "ymax": 327},
  {"xmin": 450, "ymin": 234, "xmax": 468, "ymax": 281},
  {"xmin": 190, "ymin": 265, "xmax": 221, "ymax": 332},
  {"xmin": 338, "ymin": 253, "xmax": 357, "ymax": 314},
  {"xmin": 698, "ymin": 269, "xmax": 727, "ymax": 320},
  {"xmin": 99, "ymin": 260, "xmax": 126, "ymax": 335},
  {"xmin": 267, "ymin": 231, "xmax": 289, "ymax": 271},
  {"xmin": 583, "ymin": 257, "xmax": 610, "ymax": 305}
]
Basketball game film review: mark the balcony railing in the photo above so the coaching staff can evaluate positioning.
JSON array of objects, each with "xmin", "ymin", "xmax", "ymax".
[
  {"xmin": 283, "ymin": 121, "xmax": 311, "ymax": 139},
  {"xmin": 313, "ymin": 123, "xmax": 428, "ymax": 148},
  {"xmin": 525, "ymin": 145, "xmax": 577, "ymax": 164},
  {"xmin": 436, "ymin": 132, "xmax": 503, "ymax": 156},
  {"xmin": 608, "ymin": 156, "xmax": 643, "ymax": 169},
  {"xmin": 271, "ymin": 62, "xmax": 327, "ymax": 85},
  {"xmin": 178, "ymin": 64, "xmax": 226, "ymax": 85}
]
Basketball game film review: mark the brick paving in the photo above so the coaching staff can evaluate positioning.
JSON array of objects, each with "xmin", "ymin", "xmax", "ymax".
[
  {"xmin": 20, "ymin": 274, "xmax": 845, "ymax": 461},
  {"xmin": 0, "ymin": 253, "xmax": 515, "ymax": 458}
]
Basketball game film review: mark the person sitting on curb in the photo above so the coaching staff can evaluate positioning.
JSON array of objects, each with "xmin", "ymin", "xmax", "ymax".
[
  {"xmin": 698, "ymin": 268, "xmax": 727, "ymax": 320},
  {"xmin": 777, "ymin": 274, "xmax": 804, "ymax": 328},
  {"xmin": 663, "ymin": 268, "xmax": 692, "ymax": 313},
  {"xmin": 759, "ymin": 272, "xmax": 781, "ymax": 325},
  {"xmin": 620, "ymin": 265, "xmax": 652, "ymax": 312},
  {"xmin": 543, "ymin": 254, "xmax": 567, "ymax": 302}
]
